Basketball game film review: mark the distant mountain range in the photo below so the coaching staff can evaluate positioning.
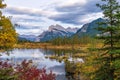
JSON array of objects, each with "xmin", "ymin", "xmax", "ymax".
[
  {"xmin": 18, "ymin": 18, "xmax": 107, "ymax": 42},
  {"xmin": 18, "ymin": 35, "xmax": 37, "ymax": 42},
  {"xmin": 37, "ymin": 24, "xmax": 79, "ymax": 42}
]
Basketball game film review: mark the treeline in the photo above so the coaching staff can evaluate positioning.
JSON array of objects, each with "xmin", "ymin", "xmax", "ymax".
[
  {"xmin": 17, "ymin": 37, "xmax": 33, "ymax": 43},
  {"xmin": 49, "ymin": 35, "xmax": 101, "ymax": 46}
]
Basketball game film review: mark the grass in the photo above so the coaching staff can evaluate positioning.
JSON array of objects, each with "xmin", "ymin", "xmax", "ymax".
[{"xmin": 14, "ymin": 42, "xmax": 103, "ymax": 50}]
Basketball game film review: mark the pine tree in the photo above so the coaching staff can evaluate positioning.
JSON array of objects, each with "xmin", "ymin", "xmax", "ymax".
[
  {"xmin": 0, "ymin": 0, "xmax": 17, "ymax": 49},
  {"xmin": 94, "ymin": 0, "xmax": 120, "ymax": 80}
]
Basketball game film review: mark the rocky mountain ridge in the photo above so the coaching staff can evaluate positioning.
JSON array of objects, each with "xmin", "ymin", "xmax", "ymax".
[{"xmin": 38, "ymin": 24, "xmax": 79, "ymax": 42}]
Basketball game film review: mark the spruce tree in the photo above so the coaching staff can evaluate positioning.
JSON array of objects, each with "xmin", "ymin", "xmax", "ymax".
[{"xmin": 94, "ymin": 0, "xmax": 120, "ymax": 80}]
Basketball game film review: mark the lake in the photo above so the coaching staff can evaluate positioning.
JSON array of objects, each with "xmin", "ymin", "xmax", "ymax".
[{"xmin": 0, "ymin": 48, "xmax": 70, "ymax": 80}]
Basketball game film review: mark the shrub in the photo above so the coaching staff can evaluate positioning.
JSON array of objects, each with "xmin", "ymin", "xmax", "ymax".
[{"xmin": 0, "ymin": 60, "xmax": 56, "ymax": 80}]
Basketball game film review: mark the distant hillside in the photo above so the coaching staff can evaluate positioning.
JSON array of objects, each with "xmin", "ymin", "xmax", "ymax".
[{"xmin": 76, "ymin": 18, "xmax": 107, "ymax": 37}]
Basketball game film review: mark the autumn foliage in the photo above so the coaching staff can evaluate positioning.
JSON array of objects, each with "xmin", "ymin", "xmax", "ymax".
[
  {"xmin": 0, "ymin": 60, "xmax": 55, "ymax": 80},
  {"xmin": 0, "ymin": 0, "xmax": 17, "ymax": 49}
]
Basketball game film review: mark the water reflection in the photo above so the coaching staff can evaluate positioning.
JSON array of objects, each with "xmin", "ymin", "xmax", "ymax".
[
  {"xmin": 0, "ymin": 49, "xmax": 67, "ymax": 80},
  {"xmin": 0, "ymin": 48, "xmax": 83, "ymax": 80}
]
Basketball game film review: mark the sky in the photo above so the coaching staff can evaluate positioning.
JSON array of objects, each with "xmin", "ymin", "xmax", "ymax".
[{"xmin": 2, "ymin": 0, "xmax": 105, "ymax": 35}]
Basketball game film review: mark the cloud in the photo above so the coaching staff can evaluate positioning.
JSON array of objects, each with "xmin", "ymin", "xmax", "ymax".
[
  {"xmin": 4, "ymin": 6, "xmax": 59, "ymax": 17},
  {"xmin": 58, "ymin": 0, "xmax": 87, "ymax": 8},
  {"xmin": 4, "ymin": 7, "xmax": 43, "ymax": 17},
  {"xmin": 9, "ymin": 14, "xmax": 44, "ymax": 23},
  {"xmin": 79, "ymin": 12, "xmax": 103, "ymax": 23},
  {"xmin": 4, "ymin": 0, "xmax": 102, "ymax": 26},
  {"xmin": 16, "ymin": 24, "xmax": 46, "ymax": 35},
  {"xmin": 56, "ymin": 0, "xmax": 87, "ymax": 12},
  {"xmin": 3, "ymin": 13, "xmax": 45, "ymax": 33},
  {"xmin": 16, "ymin": 24, "xmax": 41, "ymax": 29},
  {"xmin": 49, "ymin": 0, "xmax": 102, "ymax": 25},
  {"xmin": 49, "ymin": 13, "xmax": 81, "ymax": 25},
  {"xmin": 16, "ymin": 28, "xmax": 42, "ymax": 35}
]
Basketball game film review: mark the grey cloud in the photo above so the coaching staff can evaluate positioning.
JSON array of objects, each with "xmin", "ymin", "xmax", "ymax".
[
  {"xmin": 4, "ymin": 7, "xmax": 43, "ymax": 17},
  {"xmin": 12, "ymin": 17, "xmax": 44, "ymax": 23},
  {"xmin": 56, "ymin": 3, "xmax": 83, "ymax": 12},
  {"xmin": 16, "ymin": 24, "xmax": 41, "ymax": 29},
  {"xmin": 49, "ymin": 0, "xmax": 102, "ymax": 25},
  {"xmin": 49, "ymin": 12, "xmax": 83, "ymax": 25},
  {"xmin": 16, "ymin": 27, "xmax": 43, "ymax": 36},
  {"xmin": 4, "ymin": 0, "xmax": 102, "ymax": 26},
  {"xmin": 19, "ymin": 18, "xmax": 42, "ymax": 22}
]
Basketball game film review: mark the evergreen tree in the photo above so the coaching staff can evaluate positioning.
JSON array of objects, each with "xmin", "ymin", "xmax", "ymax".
[
  {"xmin": 94, "ymin": 0, "xmax": 120, "ymax": 80},
  {"xmin": 0, "ymin": 0, "xmax": 17, "ymax": 49}
]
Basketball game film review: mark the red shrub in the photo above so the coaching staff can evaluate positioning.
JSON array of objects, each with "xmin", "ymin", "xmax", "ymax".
[
  {"xmin": 0, "ymin": 60, "xmax": 56, "ymax": 80},
  {"xmin": 15, "ymin": 60, "xmax": 56, "ymax": 80}
]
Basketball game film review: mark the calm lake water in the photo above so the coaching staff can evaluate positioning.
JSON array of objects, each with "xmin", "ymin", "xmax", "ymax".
[{"xmin": 0, "ymin": 48, "xmax": 68, "ymax": 80}]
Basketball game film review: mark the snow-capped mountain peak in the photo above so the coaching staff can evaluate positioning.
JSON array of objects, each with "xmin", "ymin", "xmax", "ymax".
[
  {"xmin": 48, "ymin": 24, "xmax": 66, "ymax": 32},
  {"xmin": 37, "ymin": 24, "xmax": 79, "ymax": 42}
]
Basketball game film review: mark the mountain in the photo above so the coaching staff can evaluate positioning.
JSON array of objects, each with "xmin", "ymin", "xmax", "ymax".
[
  {"xmin": 76, "ymin": 18, "xmax": 107, "ymax": 37},
  {"xmin": 19, "ymin": 35, "xmax": 37, "ymax": 42},
  {"xmin": 66, "ymin": 27, "xmax": 79, "ymax": 33},
  {"xmin": 37, "ymin": 24, "xmax": 79, "ymax": 42},
  {"xmin": 18, "ymin": 18, "xmax": 106, "ymax": 42}
]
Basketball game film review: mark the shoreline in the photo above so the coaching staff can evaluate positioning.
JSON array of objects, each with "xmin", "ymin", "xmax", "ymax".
[
  {"xmin": 14, "ymin": 43, "xmax": 87, "ymax": 50},
  {"xmin": 14, "ymin": 42, "xmax": 102, "ymax": 50}
]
